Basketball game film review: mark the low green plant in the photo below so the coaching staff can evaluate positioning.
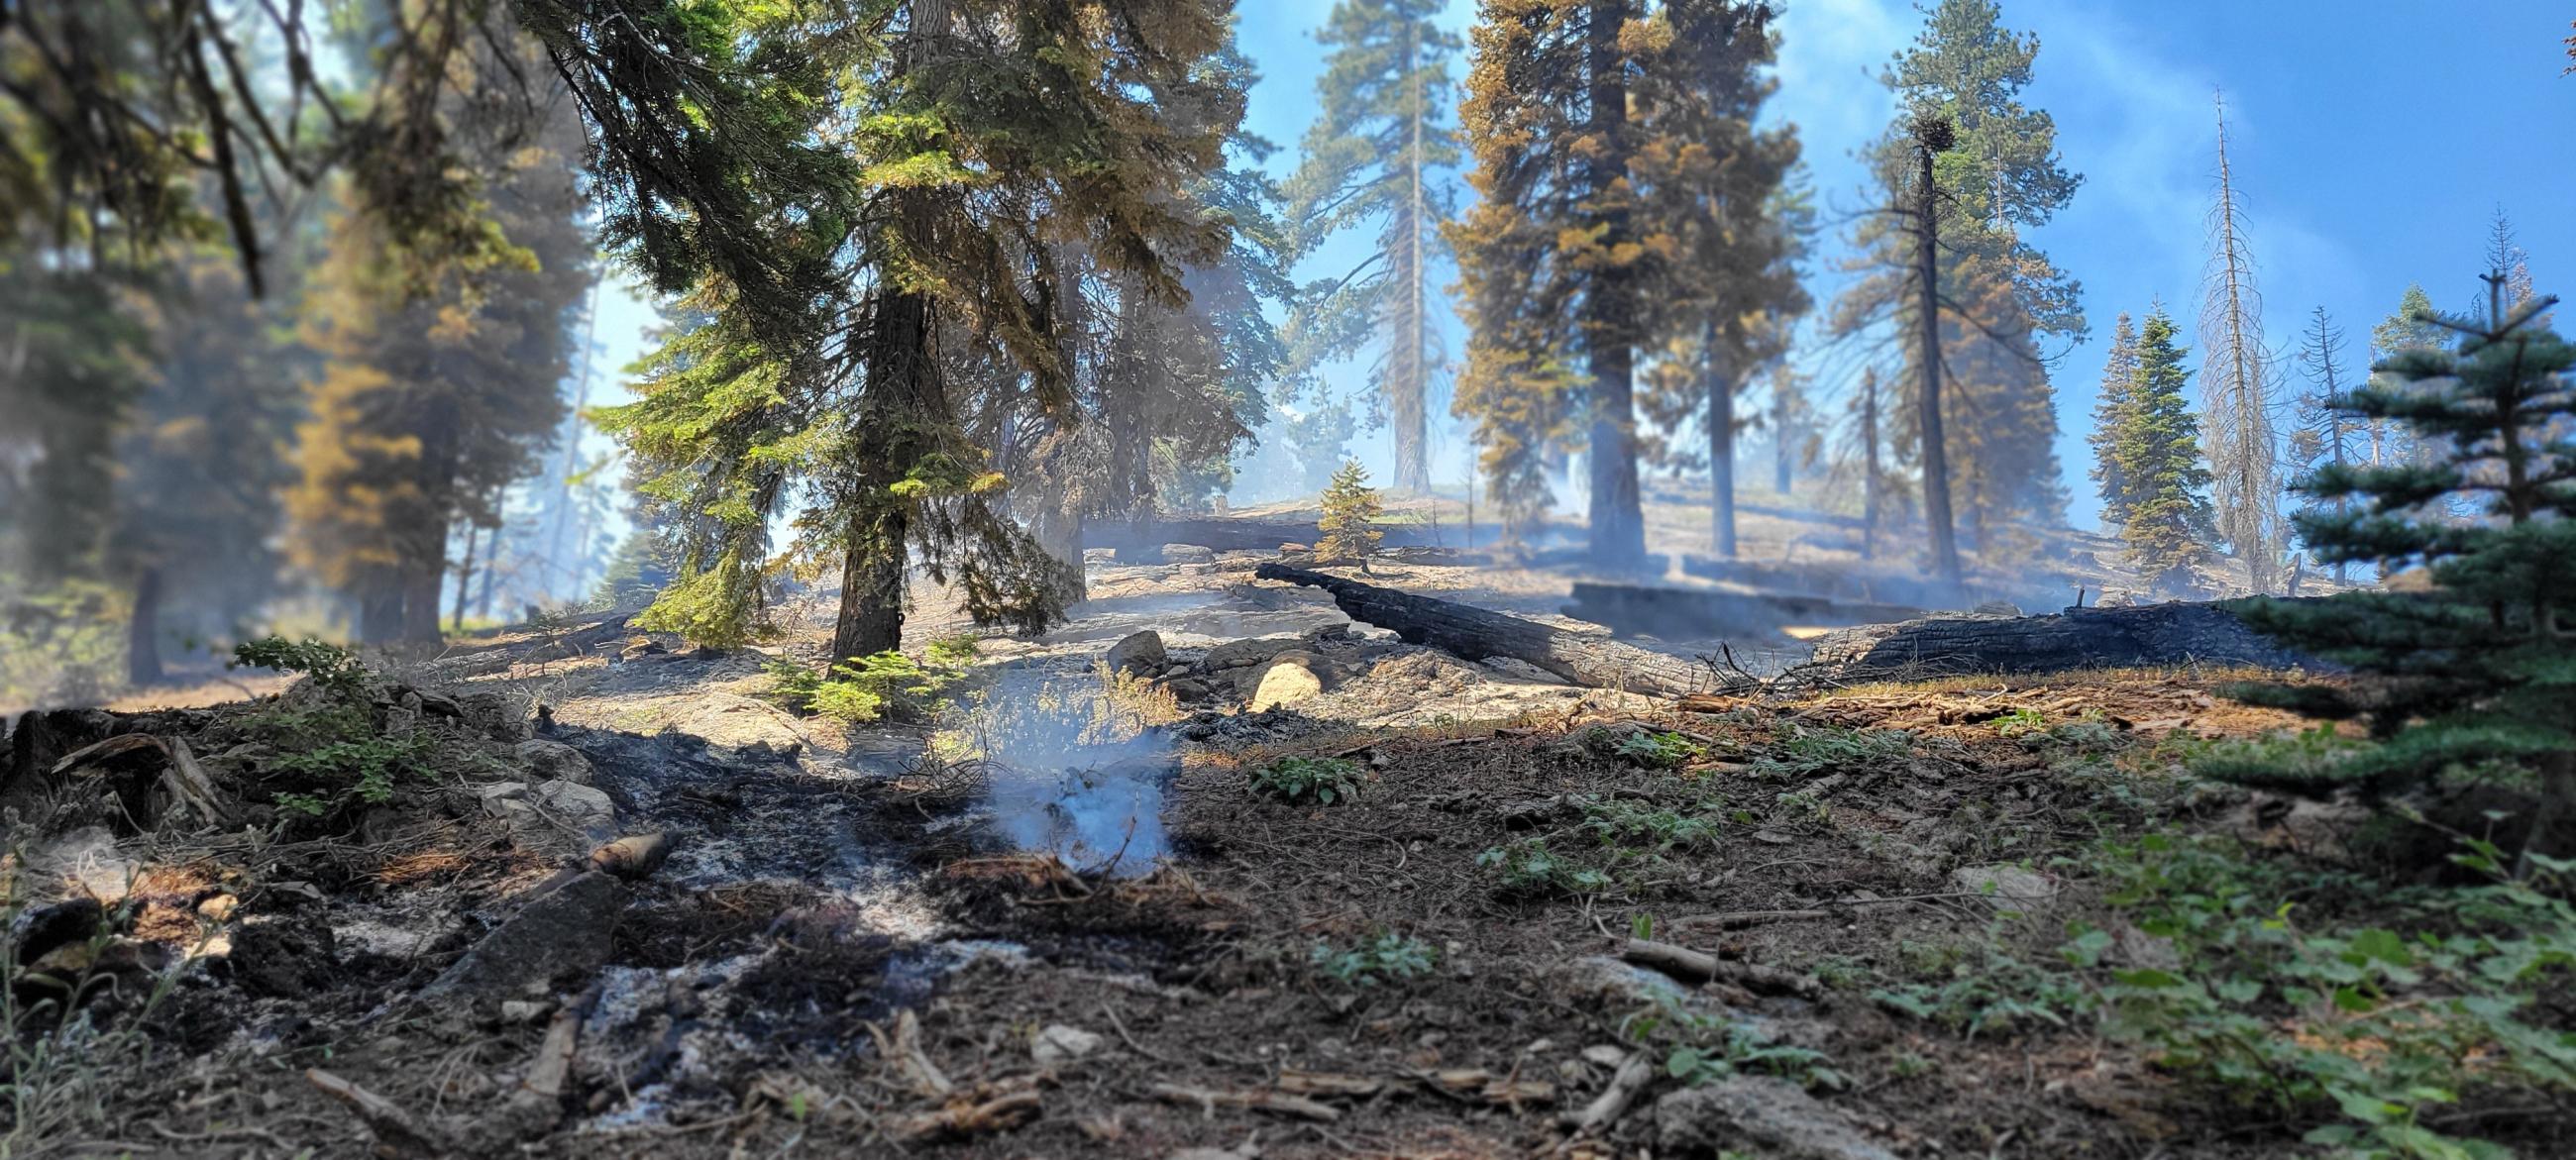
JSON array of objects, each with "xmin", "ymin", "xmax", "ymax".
[
  {"xmin": 1476, "ymin": 837, "xmax": 1615, "ymax": 896},
  {"xmin": 1248, "ymin": 756, "xmax": 1363, "ymax": 804},
  {"xmin": 1752, "ymin": 723, "xmax": 1915, "ymax": 780},
  {"xmin": 231, "ymin": 637, "xmax": 433, "ymax": 822},
  {"xmin": 1886, "ymin": 1050, "xmax": 1938, "ymax": 1079},
  {"xmin": 1991, "ymin": 707, "xmax": 2047, "ymax": 738},
  {"xmin": 1624, "ymin": 994, "xmax": 1847, "ymax": 1091},
  {"xmin": 767, "ymin": 646, "xmax": 971, "ymax": 723},
  {"xmin": 1311, "ymin": 932, "xmax": 1439, "ymax": 987},
  {"xmin": 1606, "ymin": 729, "xmax": 1705, "ymax": 770},
  {"xmin": 1575, "ymin": 795, "xmax": 1725, "ymax": 851}
]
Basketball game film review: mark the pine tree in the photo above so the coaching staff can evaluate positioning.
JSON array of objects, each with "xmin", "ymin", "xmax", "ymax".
[
  {"xmin": 1831, "ymin": 0, "xmax": 2084, "ymax": 586},
  {"xmin": 2289, "ymin": 305, "xmax": 2359, "ymax": 583},
  {"xmin": 2200, "ymin": 93, "xmax": 2287, "ymax": 593},
  {"xmin": 2223, "ymin": 282, "xmax": 2575, "ymax": 864},
  {"xmin": 2114, "ymin": 308, "xmax": 2217, "ymax": 595},
  {"xmin": 286, "ymin": 71, "xmax": 591, "ymax": 644},
  {"xmin": 1625, "ymin": 1, "xmax": 1810, "ymax": 560},
  {"xmin": 1283, "ymin": 399, "xmax": 1363, "ymax": 495},
  {"xmin": 1283, "ymin": 0, "xmax": 1462, "ymax": 494},
  {"xmin": 2369, "ymin": 284, "xmax": 2444, "ymax": 469},
  {"xmin": 1317, "ymin": 461, "xmax": 1387, "ymax": 569},
  {"xmin": 1451, "ymin": 0, "xmax": 1649, "ymax": 568},
  {"xmin": 2087, "ymin": 312, "xmax": 2141, "ymax": 527}
]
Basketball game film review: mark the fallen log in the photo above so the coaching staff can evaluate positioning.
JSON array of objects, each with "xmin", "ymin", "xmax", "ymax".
[
  {"xmin": 1785, "ymin": 599, "xmax": 2324, "ymax": 685},
  {"xmin": 1252, "ymin": 564, "xmax": 1742, "ymax": 698},
  {"xmin": 1563, "ymin": 581, "xmax": 1924, "ymax": 641},
  {"xmin": 1621, "ymin": 938, "xmax": 1820, "ymax": 999}
]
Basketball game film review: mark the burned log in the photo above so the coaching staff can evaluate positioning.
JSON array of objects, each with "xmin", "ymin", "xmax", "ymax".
[
  {"xmin": 1787, "ymin": 600, "xmax": 2323, "ymax": 685},
  {"xmin": 1563, "ymin": 581, "xmax": 1925, "ymax": 641},
  {"xmin": 1252, "ymin": 564, "xmax": 1740, "ymax": 698}
]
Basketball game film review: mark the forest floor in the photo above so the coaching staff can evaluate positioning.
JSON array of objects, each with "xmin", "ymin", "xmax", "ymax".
[{"xmin": 3, "ymin": 536, "xmax": 2556, "ymax": 1159}]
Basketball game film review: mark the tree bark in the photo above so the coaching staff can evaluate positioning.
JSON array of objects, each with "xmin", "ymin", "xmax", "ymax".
[
  {"xmin": 126, "ymin": 567, "xmax": 163, "ymax": 686},
  {"xmin": 1706, "ymin": 323, "xmax": 1737, "ymax": 558},
  {"xmin": 1580, "ymin": 0, "xmax": 1644, "ymax": 572},
  {"xmin": 1254, "ymin": 564, "xmax": 1732, "ymax": 697},
  {"xmin": 833, "ymin": 287, "xmax": 936, "ymax": 662},
  {"xmin": 1914, "ymin": 134, "xmax": 1963, "ymax": 595}
]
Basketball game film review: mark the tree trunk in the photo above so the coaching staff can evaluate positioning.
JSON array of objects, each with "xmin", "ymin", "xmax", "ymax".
[
  {"xmin": 1706, "ymin": 325, "xmax": 1737, "ymax": 559},
  {"xmin": 360, "ymin": 585, "xmax": 404, "ymax": 645},
  {"xmin": 1580, "ymin": 0, "xmax": 1644, "ymax": 572},
  {"xmin": 1254, "ymin": 564, "xmax": 1732, "ymax": 697},
  {"xmin": 1390, "ymin": 21, "xmax": 1431, "ymax": 494},
  {"xmin": 453, "ymin": 522, "xmax": 480, "ymax": 632},
  {"xmin": 1860, "ymin": 373, "xmax": 1881, "ymax": 561},
  {"xmin": 126, "ymin": 567, "xmax": 163, "ymax": 686},
  {"xmin": 833, "ymin": 282, "xmax": 940, "ymax": 662},
  {"xmin": 1914, "ymin": 136, "xmax": 1963, "ymax": 595}
]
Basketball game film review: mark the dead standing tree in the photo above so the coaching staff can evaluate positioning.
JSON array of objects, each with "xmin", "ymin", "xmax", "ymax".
[{"xmin": 2200, "ymin": 91, "xmax": 2287, "ymax": 593}]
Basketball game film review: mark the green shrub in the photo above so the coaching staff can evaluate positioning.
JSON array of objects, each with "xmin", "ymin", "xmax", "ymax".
[
  {"xmin": 1579, "ymin": 726, "xmax": 1705, "ymax": 769},
  {"xmin": 767, "ymin": 646, "xmax": 971, "ymax": 723},
  {"xmin": 1476, "ymin": 837, "xmax": 1614, "ymax": 896},
  {"xmin": 1624, "ymin": 994, "xmax": 1847, "ymax": 1091},
  {"xmin": 1752, "ymin": 723, "xmax": 1914, "ymax": 780},
  {"xmin": 1311, "ymin": 933, "xmax": 1438, "ymax": 987},
  {"xmin": 1249, "ymin": 756, "xmax": 1362, "ymax": 804},
  {"xmin": 230, "ymin": 636, "xmax": 432, "ymax": 822}
]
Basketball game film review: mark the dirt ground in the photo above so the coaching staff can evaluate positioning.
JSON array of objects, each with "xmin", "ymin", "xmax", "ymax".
[{"xmin": 0, "ymin": 546, "xmax": 2488, "ymax": 1159}]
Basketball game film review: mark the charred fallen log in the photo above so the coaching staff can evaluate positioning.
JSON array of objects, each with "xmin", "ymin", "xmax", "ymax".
[
  {"xmin": 1786, "ymin": 600, "xmax": 2325, "ymax": 685},
  {"xmin": 1252, "ymin": 564, "xmax": 1744, "ymax": 697},
  {"xmin": 1563, "ymin": 581, "xmax": 1926, "ymax": 641}
]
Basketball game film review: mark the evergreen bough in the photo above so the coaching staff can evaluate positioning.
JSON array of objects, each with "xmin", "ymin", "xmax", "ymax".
[
  {"xmin": 2217, "ymin": 279, "xmax": 2576, "ymax": 854},
  {"xmin": 1317, "ymin": 461, "xmax": 1385, "ymax": 568}
]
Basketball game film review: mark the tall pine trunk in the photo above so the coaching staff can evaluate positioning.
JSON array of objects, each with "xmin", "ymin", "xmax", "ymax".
[
  {"xmin": 1390, "ymin": 23, "xmax": 1431, "ymax": 494},
  {"xmin": 834, "ymin": 281, "xmax": 939, "ymax": 663},
  {"xmin": 125, "ymin": 567, "xmax": 163, "ymax": 686},
  {"xmin": 1704, "ymin": 322, "xmax": 1737, "ymax": 558},
  {"xmin": 1580, "ymin": 0, "xmax": 1644, "ymax": 571},
  {"xmin": 1913, "ymin": 126, "xmax": 1963, "ymax": 594}
]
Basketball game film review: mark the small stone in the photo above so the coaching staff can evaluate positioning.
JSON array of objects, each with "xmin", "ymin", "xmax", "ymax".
[
  {"xmin": 499, "ymin": 1000, "xmax": 555, "ymax": 1023},
  {"xmin": 1199, "ymin": 636, "xmax": 1302, "ymax": 672},
  {"xmin": 1031, "ymin": 1023, "xmax": 1104, "ymax": 1064},
  {"xmin": 1951, "ymin": 863, "xmax": 2057, "ymax": 914},
  {"xmin": 1654, "ymin": 1076, "xmax": 1899, "ymax": 1160},
  {"xmin": 1156, "ymin": 543, "xmax": 1217, "ymax": 564},
  {"xmin": 1247, "ymin": 661, "xmax": 1323, "ymax": 712},
  {"xmin": 1163, "ymin": 678, "xmax": 1214, "ymax": 702},
  {"xmin": 1106, "ymin": 630, "xmax": 1167, "ymax": 679},
  {"xmin": 514, "ymin": 738, "xmax": 596, "ymax": 786}
]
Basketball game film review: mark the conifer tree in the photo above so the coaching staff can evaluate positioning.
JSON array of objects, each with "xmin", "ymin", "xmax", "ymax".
[
  {"xmin": 286, "ymin": 69, "xmax": 590, "ymax": 644},
  {"xmin": 1624, "ymin": 1, "xmax": 1810, "ymax": 560},
  {"xmin": 1284, "ymin": 0, "xmax": 1462, "ymax": 494},
  {"xmin": 1831, "ymin": 0, "xmax": 2084, "ymax": 584},
  {"xmin": 1451, "ymin": 0, "xmax": 1649, "ymax": 567},
  {"xmin": 2200, "ymin": 93, "xmax": 2287, "ymax": 593},
  {"xmin": 2289, "ymin": 305, "xmax": 2358, "ymax": 583},
  {"xmin": 2113, "ymin": 308, "xmax": 2217, "ymax": 595},
  {"xmin": 2369, "ymin": 284, "xmax": 2444, "ymax": 468},
  {"xmin": 2087, "ymin": 312, "xmax": 2141, "ymax": 527},
  {"xmin": 2222, "ymin": 282, "xmax": 2575, "ymax": 864},
  {"xmin": 1317, "ymin": 461, "xmax": 1387, "ymax": 569}
]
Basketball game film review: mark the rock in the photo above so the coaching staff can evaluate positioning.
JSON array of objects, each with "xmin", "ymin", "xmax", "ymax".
[
  {"xmin": 589, "ymin": 832, "xmax": 673, "ymax": 881},
  {"xmin": 456, "ymin": 691, "xmax": 528, "ymax": 742},
  {"xmin": 1163, "ymin": 678, "xmax": 1215, "ymax": 702},
  {"xmin": 481, "ymin": 780, "xmax": 619, "ymax": 856},
  {"xmin": 1247, "ymin": 660, "xmax": 1324, "ymax": 712},
  {"xmin": 418, "ymin": 871, "xmax": 626, "ymax": 1007},
  {"xmin": 1199, "ymin": 636, "xmax": 1303, "ymax": 673},
  {"xmin": 1106, "ymin": 631, "xmax": 1167, "ymax": 679},
  {"xmin": 1654, "ymin": 1077, "xmax": 1899, "ymax": 1160},
  {"xmin": 1950, "ymin": 863, "xmax": 2057, "ymax": 915},
  {"xmin": 617, "ymin": 638, "xmax": 669, "ymax": 663},
  {"xmin": 225, "ymin": 915, "xmax": 339, "ymax": 999},
  {"xmin": 17, "ymin": 936, "xmax": 170, "ymax": 1002},
  {"xmin": 196, "ymin": 894, "xmax": 240, "ymax": 922},
  {"xmin": 1548, "ymin": 955, "xmax": 1692, "ymax": 1009},
  {"xmin": 12, "ymin": 897, "xmax": 108, "ymax": 968},
  {"xmin": 1157, "ymin": 543, "xmax": 1217, "ymax": 564},
  {"xmin": 1031, "ymin": 1023, "xmax": 1104, "ymax": 1065},
  {"xmin": 513, "ymin": 738, "xmax": 596, "ymax": 786}
]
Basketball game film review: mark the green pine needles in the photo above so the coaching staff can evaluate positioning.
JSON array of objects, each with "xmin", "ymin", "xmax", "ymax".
[
  {"xmin": 2104, "ymin": 307, "xmax": 2218, "ymax": 595},
  {"xmin": 2217, "ymin": 277, "xmax": 2576, "ymax": 856},
  {"xmin": 1317, "ymin": 461, "xmax": 1386, "ymax": 567}
]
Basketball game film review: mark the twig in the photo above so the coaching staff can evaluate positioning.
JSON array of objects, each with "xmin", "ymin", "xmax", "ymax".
[{"xmin": 1099, "ymin": 1002, "xmax": 1172, "ymax": 1063}]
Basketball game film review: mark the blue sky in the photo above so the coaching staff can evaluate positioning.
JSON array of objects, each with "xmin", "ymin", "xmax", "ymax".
[
  {"xmin": 586, "ymin": 2, "xmax": 2575, "ymax": 532},
  {"xmin": 1231, "ymin": 0, "xmax": 2576, "ymax": 528}
]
